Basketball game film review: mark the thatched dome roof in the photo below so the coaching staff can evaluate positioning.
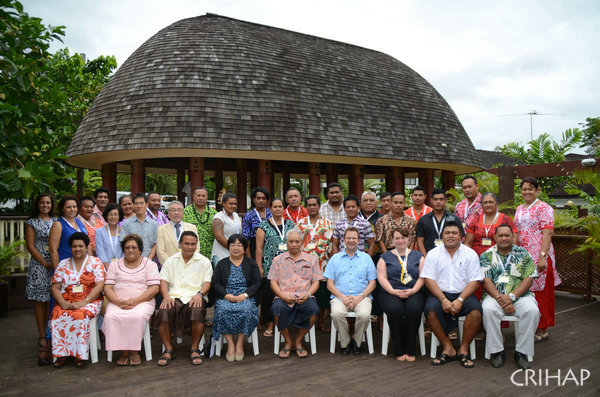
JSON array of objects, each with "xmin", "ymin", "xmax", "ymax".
[{"xmin": 66, "ymin": 14, "xmax": 481, "ymax": 173}]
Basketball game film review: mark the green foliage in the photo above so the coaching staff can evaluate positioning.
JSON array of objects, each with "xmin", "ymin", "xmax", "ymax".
[
  {"xmin": 0, "ymin": 1, "xmax": 116, "ymax": 202},
  {"xmin": 145, "ymin": 174, "xmax": 177, "ymax": 196},
  {"xmin": 579, "ymin": 117, "xmax": 600, "ymax": 157},
  {"xmin": 0, "ymin": 239, "xmax": 25, "ymax": 275}
]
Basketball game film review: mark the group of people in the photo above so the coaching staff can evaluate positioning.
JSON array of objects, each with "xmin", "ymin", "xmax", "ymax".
[{"xmin": 24, "ymin": 175, "xmax": 558, "ymax": 370}]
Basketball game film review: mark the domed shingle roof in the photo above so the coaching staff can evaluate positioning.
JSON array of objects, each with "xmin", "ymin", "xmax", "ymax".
[{"xmin": 66, "ymin": 14, "xmax": 481, "ymax": 173}]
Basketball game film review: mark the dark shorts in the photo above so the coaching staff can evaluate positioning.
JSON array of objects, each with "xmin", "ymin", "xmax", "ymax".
[
  {"xmin": 271, "ymin": 297, "xmax": 319, "ymax": 330},
  {"xmin": 157, "ymin": 298, "xmax": 206, "ymax": 339},
  {"xmin": 314, "ymin": 280, "xmax": 331, "ymax": 310},
  {"xmin": 424, "ymin": 292, "xmax": 481, "ymax": 335}
]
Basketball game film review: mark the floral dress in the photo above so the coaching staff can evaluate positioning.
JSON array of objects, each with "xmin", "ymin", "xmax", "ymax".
[
  {"xmin": 25, "ymin": 217, "xmax": 55, "ymax": 302},
  {"xmin": 50, "ymin": 256, "xmax": 105, "ymax": 359},
  {"xmin": 297, "ymin": 216, "xmax": 334, "ymax": 272},
  {"xmin": 258, "ymin": 219, "xmax": 295, "ymax": 277}
]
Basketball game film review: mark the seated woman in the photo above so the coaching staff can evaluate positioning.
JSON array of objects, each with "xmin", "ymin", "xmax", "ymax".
[
  {"xmin": 377, "ymin": 227, "xmax": 425, "ymax": 362},
  {"xmin": 211, "ymin": 234, "xmax": 261, "ymax": 362},
  {"xmin": 102, "ymin": 234, "xmax": 160, "ymax": 366},
  {"xmin": 50, "ymin": 232, "xmax": 105, "ymax": 368}
]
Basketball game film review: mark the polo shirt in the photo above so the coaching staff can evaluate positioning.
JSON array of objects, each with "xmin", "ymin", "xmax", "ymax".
[
  {"xmin": 324, "ymin": 250, "xmax": 376, "ymax": 298},
  {"xmin": 420, "ymin": 243, "xmax": 482, "ymax": 294},
  {"xmin": 416, "ymin": 210, "xmax": 465, "ymax": 252}
]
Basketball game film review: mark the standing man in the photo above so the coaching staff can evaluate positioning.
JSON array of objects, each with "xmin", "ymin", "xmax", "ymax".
[
  {"xmin": 480, "ymin": 225, "xmax": 539, "ymax": 369},
  {"xmin": 332, "ymin": 195, "xmax": 375, "ymax": 256},
  {"xmin": 92, "ymin": 187, "xmax": 110, "ymax": 222},
  {"xmin": 320, "ymin": 182, "xmax": 346, "ymax": 224},
  {"xmin": 417, "ymin": 188, "xmax": 465, "ymax": 255},
  {"xmin": 454, "ymin": 175, "xmax": 482, "ymax": 230},
  {"xmin": 269, "ymin": 229, "xmax": 323, "ymax": 358},
  {"xmin": 406, "ymin": 186, "xmax": 432, "ymax": 223},
  {"xmin": 146, "ymin": 192, "xmax": 169, "ymax": 226},
  {"xmin": 156, "ymin": 201, "xmax": 199, "ymax": 265},
  {"xmin": 283, "ymin": 187, "xmax": 308, "ymax": 225},
  {"xmin": 297, "ymin": 195, "xmax": 334, "ymax": 332},
  {"xmin": 374, "ymin": 192, "xmax": 416, "ymax": 254},
  {"xmin": 325, "ymin": 227, "xmax": 377, "ymax": 355},
  {"xmin": 359, "ymin": 191, "xmax": 383, "ymax": 227},
  {"xmin": 379, "ymin": 192, "xmax": 392, "ymax": 215},
  {"xmin": 421, "ymin": 221, "xmax": 483, "ymax": 368},
  {"xmin": 156, "ymin": 231, "xmax": 212, "ymax": 367},
  {"xmin": 120, "ymin": 193, "xmax": 158, "ymax": 259},
  {"xmin": 183, "ymin": 186, "xmax": 218, "ymax": 260}
]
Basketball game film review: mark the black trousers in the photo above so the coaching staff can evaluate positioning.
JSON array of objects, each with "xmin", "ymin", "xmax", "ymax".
[
  {"xmin": 379, "ymin": 290, "xmax": 425, "ymax": 356},
  {"xmin": 260, "ymin": 278, "xmax": 275, "ymax": 323}
]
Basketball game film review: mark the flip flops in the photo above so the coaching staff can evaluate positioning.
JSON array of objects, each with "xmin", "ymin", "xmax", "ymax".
[{"xmin": 278, "ymin": 348, "xmax": 292, "ymax": 359}]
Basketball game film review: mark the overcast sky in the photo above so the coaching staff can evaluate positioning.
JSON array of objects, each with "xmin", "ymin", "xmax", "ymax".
[{"xmin": 22, "ymin": 0, "xmax": 600, "ymax": 152}]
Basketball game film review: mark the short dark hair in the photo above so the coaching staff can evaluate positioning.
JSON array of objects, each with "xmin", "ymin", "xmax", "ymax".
[
  {"xmin": 93, "ymin": 187, "xmax": 109, "ymax": 199},
  {"xmin": 227, "ymin": 233, "xmax": 249, "ymax": 250},
  {"xmin": 69, "ymin": 231, "xmax": 90, "ymax": 247},
  {"xmin": 221, "ymin": 192, "xmax": 237, "ymax": 204},
  {"xmin": 431, "ymin": 188, "xmax": 446, "ymax": 198},
  {"xmin": 344, "ymin": 226, "xmax": 360, "ymax": 238},
  {"xmin": 133, "ymin": 192, "xmax": 147, "ymax": 203},
  {"xmin": 147, "ymin": 191, "xmax": 160, "ymax": 199},
  {"xmin": 520, "ymin": 176, "xmax": 539, "ymax": 189},
  {"xmin": 325, "ymin": 182, "xmax": 342, "ymax": 195},
  {"xmin": 380, "ymin": 192, "xmax": 392, "ymax": 200},
  {"xmin": 305, "ymin": 195, "xmax": 321, "ymax": 206},
  {"xmin": 29, "ymin": 193, "xmax": 55, "ymax": 219},
  {"xmin": 285, "ymin": 187, "xmax": 301, "ymax": 198},
  {"xmin": 57, "ymin": 195, "xmax": 79, "ymax": 216},
  {"xmin": 412, "ymin": 186, "xmax": 425, "ymax": 194},
  {"xmin": 481, "ymin": 192, "xmax": 499, "ymax": 203},
  {"xmin": 462, "ymin": 175, "xmax": 478, "ymax": 185},
  {"xmin": 251, "ymin": 186, "xmax": 270, "ymax": 203},
  {"xmin": 80, "ymin": 195, "xmax": 95, "ymax": 206},
  {"xmin": 179, "ymin": 230, "xmax": 198, "ymax": 243},
  {"xmin": 441, "ymin": 219, "xmax": 461, "ymax": 233},
  {"xmin": 343, "ymin": 194, "xmax": 360, "ymax": 207},
  {"xmin": 102, "ymin": 203, "xmax": 124, "ymax": 223},
  {"xmin": 193, "ymin": 186, "xmax": 208, "ymax": 195},
  {"xmin": 391, "ymin": 191, "xmax": 405, "ymax": 199},
  {"xmin": 120, "ymin": 233, "xmax": 143, "ymax": 253},
  {"xmin": 118, "ymin": 194, "xmax": 133, "ymax": 205},
  {"xmin": 495, "ymin": 224, "xmax": 514, "ymax": 234},
  {"xmin": 392, "ymin": 227, "xmax": 410, "ymax": 238},
  {"xmin": 271, "ymin": 197, "xmax": 284, "ymax": 206}
]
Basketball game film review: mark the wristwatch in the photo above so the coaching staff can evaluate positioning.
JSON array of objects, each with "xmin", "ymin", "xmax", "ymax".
[
  {"xmin": 243, "ymin": 293, "xmax": 249, "ymax": 298},
  {"xmin": 540, "ymin": 251, "xmax": 547, "ymax": 257},
  {"xmin": 509, "ymin": 293, "xmax": 516, "ymax": 302},
  {"xmin": 457, "ymin": 297, "xmax": 464, "ymax": 303}
]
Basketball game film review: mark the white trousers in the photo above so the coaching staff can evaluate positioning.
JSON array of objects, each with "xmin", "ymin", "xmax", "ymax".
[
  {"xmin": 482, "ymin": 294, "xmax": 540, "ymax": 356},
  {"xmin": 330, "ymin": 297, "xmax": 372, "ymax": 348}
]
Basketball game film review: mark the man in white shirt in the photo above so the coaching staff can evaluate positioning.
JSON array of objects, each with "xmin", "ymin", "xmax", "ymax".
[
  {"xmin": 156, "ymin": 231, "xmax": 212, "ymax": 367},
  {"xmin": 421, "ymin": 221, "xmax": 482, "ymax": 368},
  {"xmin": 156, "ymin": 201, "xmax": 199, "ymax": 265}
]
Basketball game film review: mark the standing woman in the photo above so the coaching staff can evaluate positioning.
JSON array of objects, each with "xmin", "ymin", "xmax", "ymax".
[
  {"xmin": 78, "ymin": 196, "xmax": 105, "ymax": 256},
  {"xmin": 95, "ymin": 203, "xmax": 124, "ymax": 268},
  {"xmin": 118, "ymin": 195, "xmax": 135, "ymax": 225},
  {"xmin": 255, "ymin": 198, "xmax": 295, "ymax": 337},
  {"xmin": 25, "ymin": 193, "xmax": 56, "ymax": 347},
  {"xmin": 242, "ymin": 186, "xmax": 272, "ymax": 259},
  {"xmin": 49, "ymin": 195, "xmax": 90, "ymax": 268},
  {"xmin": 514, "ymin": 177, "xmax": 559, "ymax": 342},
  {"xmin": 211, "ymin": 193, "xmax": 242, "ymax": 267}
]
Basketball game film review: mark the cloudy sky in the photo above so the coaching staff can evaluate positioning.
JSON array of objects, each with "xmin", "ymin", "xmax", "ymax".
[{"xmin": 22, "ymin": 0, "xmax": 600, "ymax": 152}]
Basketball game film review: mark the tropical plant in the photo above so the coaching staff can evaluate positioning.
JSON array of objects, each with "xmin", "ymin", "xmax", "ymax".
[
  {"xmin": 0, "ymin": 240, "xmax": 25, "ymax": 276},
  {"xmin": 580, "ymin": 117, "xmax": 600, "ymax": 157}
]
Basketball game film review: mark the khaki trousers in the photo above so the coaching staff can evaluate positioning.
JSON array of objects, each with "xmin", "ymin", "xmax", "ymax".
[{"xmin": 330, "ymin": 297, "xmax": 372, "ymax": 348}]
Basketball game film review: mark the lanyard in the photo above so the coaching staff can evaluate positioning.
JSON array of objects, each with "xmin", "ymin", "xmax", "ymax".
[
  {"xmin": 483, "ymin": 212, "xmax": 500, "ymax": 238},
  {"xmin": 393, "ymin": 249, "xmax": 409, "ymax": 283},
  {"xmin": 286, "ymin": 207, "xmax": 300, "ymax": 223},
  {"xmin": 309, "ymin": 217, "xmax": 323, "ymax": 240},
  {"xmin": 495, "ymin": 249, "xmax": 512, "ymax": 273},
  {"xmin": 106, "ymin": 225, "xmax": 120, "ymax": 253},
  {"xmin": 62, "ymin": 217, "xmax": 81, "ymax": 232},
  {"xmin": 464, "ymin": 197, "xmax": 478, "ymax": 218},
  {"xmin": 270, "ymin": 218, "xmax": 285, "ymax": 242},
  {"xmin": 78, "ymin": 215, "xmax": 96, "ymax": 229},
  {"xmin": 432, "ymin": 214, "xmax": 446, "ymax": 239},
  {"xmin": 71, "ymin": 255, "xmax": 89, "ymax": 284},
  {"xmin": 254, "ymin": 208, "xmax": 265, "ymax": 222},
  {"xmin": 517, "ymin": 199, "xmax": 538, "ymax": 224},
  {"xmin": 360, "ymin": 211, "xmax": 375, "ymax": 222}
]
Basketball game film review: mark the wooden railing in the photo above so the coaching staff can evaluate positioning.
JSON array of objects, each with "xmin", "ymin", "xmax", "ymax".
[
  {"xmin": 0, "ymin": 216, "xmax": 29, "ymax": 271},
  {"xmin": 553, "ymin": 233, "xmax": 598, "ymax": 298}
]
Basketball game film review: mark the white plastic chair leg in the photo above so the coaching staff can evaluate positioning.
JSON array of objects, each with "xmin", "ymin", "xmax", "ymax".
[
  {"xmin": 89, "ymin": 316, "xmax": 99, "ymax": 363},
  {"xmin": 458, "ymin": 316, "xmax": 476, "ymax": 359},
  {"xmin": 107, "ymin": 322, "xmax": 152, "ymax": 362},
  {"xmin": 330, "ymin": 312, "xmax": 373, "ymax": 354},
  {"xmin": 274, "ymin": 324, "xmax": 316, "ymax": 355}
]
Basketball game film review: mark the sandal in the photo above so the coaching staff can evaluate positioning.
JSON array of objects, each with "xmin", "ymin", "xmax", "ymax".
[
  {"xmin": 405, "ymin": 355, "xmax": 416, "ymax": 362},
  {"xmin": 534, "ymin": 332, "xmax": 549, "ymax": 343},
  {"xmin": 37, "ymin": 337, "xmax": 47, "ymax": 347},
  {"xmin": 190, "ymin": 349, "xmax": 203, "ymax": 366},
  {"xmin": 157, "ymin": 350, "xmax": 175, "ymax": 367},
  {"xmin": 295, "ymin": 347, "xmax": 308, "ymax": 358},
  {"xmin": 74, "ymin": 359, "xmax": 87, "ymax": 368},
  {"xmin": 458, "ymin": 353, "xmax": 475, "ymax": 368},
  {"xmin": 319, "ymin": 324, "xmax": 331, "ymax": 333},
  {"xmin": 116, "ymin": 355, "xmax": 130, "ymax": 366},
  {"xmin": 263, "ymin": 329, "xmax": 274, "ymax": 337},
  {"xmin": 129, "ymin": 354, "xmax": 142, "ymax": 366},
  {"xmin": 53, "ymin": 357, "xmax": 68, "ymax": 368},
  {"xmin": 278, "ymin": 348, "xmax": 291, "ymax": 359},
  {"xmin": 432, "ymin": 353, "xmax": 457, "ymax": 366},
  {"xmin": 204, "ymin": 320, "xmax": 212, "ymax": 327},
  {"xmin": 396, "ymin": 354, "xmax": 407, "ymax": 361}
]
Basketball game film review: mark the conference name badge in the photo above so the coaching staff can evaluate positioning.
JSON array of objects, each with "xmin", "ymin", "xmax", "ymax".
[
  {"xmin": 72, "ymin": 285, "xmax": 83, "ymax": 293},
  {"xmin": 402, "ymin": 273, "xmax": 413, "ymax": 285},
  {"xmin": 498, "ymin": 274, "xmax": 510, "ymax": 284},
  {"xmin": 278, "ymin": 243, "xmax": 288, "ymax": 251},
  {"xmin": 434, "ymin": 239, "xmax": 443, "ymax": 247},
  {"xmin": 482, "ymin": 238, "xmax": 492, "ymax": 246}
]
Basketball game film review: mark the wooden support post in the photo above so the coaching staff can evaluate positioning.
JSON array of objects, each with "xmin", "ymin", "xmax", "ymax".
[
  {"xmin": 442, "ymin": 170, "xmax": 455, "ymax": 192},
  {"xmin": 130, "ymin": 159, "xmax": 145, "ymax": 195},
  {"xmin": 237, "ymin": 159, "xmax": 248, "ymax": 213},
  {"xmin": 177, "ymin": 167, "xmax": 186, "ymax": 204},
  {"xmin": 258, "ymin": 160, "xmax": 272, "ymax": 194},
  {"xmin": 309, "ymin": 162, "xmax": 321, "ymax": 196},
  {"xmin": 419, "ymin": 169, "xmax": 434, "ymax": 200},
  {"xmin": 215, "ymin": 160, "xmax": 223, "ymax": 211},
  {"xmin": 326, "ymin": 164, "xmax": 337, "ymax": 185},
  {"xmin": 282, "ymin": 164, "xmax": 291, "ymax": 199},
  {"xmin": 189, "ymin": 157, "xmax": 204, "ymax": 191},
  {"xmin": 498, "ymin": 165, "xmax": 515, "ymax": 206},
  {"xmin": 351, "ymin": 164, "xmax": 364, "ymax": 197},
  {"xmin": 101, "ymin": 162, "xmax": 117, "ymax": 202},
  {"xmin": 387, "ymin": 167, "xmax": 404, "ymax": 194}
]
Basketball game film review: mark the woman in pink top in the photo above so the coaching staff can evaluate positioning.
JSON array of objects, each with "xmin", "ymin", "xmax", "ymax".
[
  {"xmin": 103, "ymin": 234, "xmax": 160, "ymax": 366},
  {"xmin": 514, "ymin": 177, "xmax": 559, "ymax": 342}
]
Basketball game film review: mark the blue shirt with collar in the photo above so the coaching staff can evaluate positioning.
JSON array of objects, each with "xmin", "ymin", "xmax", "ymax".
[{"xmin": 323, "ymin": 249, "xmax": 377, "ymax": 298}]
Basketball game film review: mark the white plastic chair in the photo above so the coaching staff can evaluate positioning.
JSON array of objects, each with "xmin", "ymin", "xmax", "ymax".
[
  {"xmin": 381, "ymin": 313, "xmax": 426, "ymax": 356},
  {"xmin": 162, "ymin": 335, "xmax": 204, "ymax": 352},
  {"xmin": 430, "ymin": 316, "xmax": 476, "ymax": 359},
  {"xmin": 329, "ymin": 312, "xmax": 374, "ymax": 354},
  {"xmin": 273, "ymin": 324, "xmax": 316, "ymax": 355},
  {"xmin": 214, "ymin": 327, "xmax": 259, "ymax": 356},
  {"xmin": 107, "ymin": 322, "xmax": 152, "ymax": 362},
  {"xmin": 484, "ymin": 315, "xmax": 533, "ymax": 362},
  {"xmin": 88, "ymin": 316, "xmax": 102, "ymax": 363}
]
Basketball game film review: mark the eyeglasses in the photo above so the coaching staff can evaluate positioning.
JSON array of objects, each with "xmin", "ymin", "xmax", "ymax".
[{"xmin": 169, "ymin": 208, "xmax": 183, "ymax": 212}]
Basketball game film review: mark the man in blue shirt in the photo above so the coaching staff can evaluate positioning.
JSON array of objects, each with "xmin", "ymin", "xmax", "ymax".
[{"xmin": 324, "ymin": 226, "xmax": 376, "ymax": 355}]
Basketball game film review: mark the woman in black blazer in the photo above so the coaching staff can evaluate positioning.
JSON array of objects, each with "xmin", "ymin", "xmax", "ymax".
[{"xmin": 211, "ymin": 234, "xmax": 261, "ymax": 362}]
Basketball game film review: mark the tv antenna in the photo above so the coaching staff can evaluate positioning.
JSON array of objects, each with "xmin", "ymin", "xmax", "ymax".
[{"xmin": 497, "ymin": 110, "xmax": 564, "ymax": 140}]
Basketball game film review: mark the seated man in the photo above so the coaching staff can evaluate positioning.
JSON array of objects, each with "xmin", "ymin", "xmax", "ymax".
[
  {"xmin": 157, "ymin": 231, "xmax": 212, "ymax": 367},
  {"xmin": 269, "ymin": 229, "xmax": 323, "ymax": 359},
  {"xmin": 421, "ymin": 221, "xmax": 482, "ymax": 368},
  {"xmin": 480, "ymin": 224, "xmax": 540, "ymax": 369},
  {"xmin": 325, "ymin": 226, "xmax": 376, "ymax": 355}
]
